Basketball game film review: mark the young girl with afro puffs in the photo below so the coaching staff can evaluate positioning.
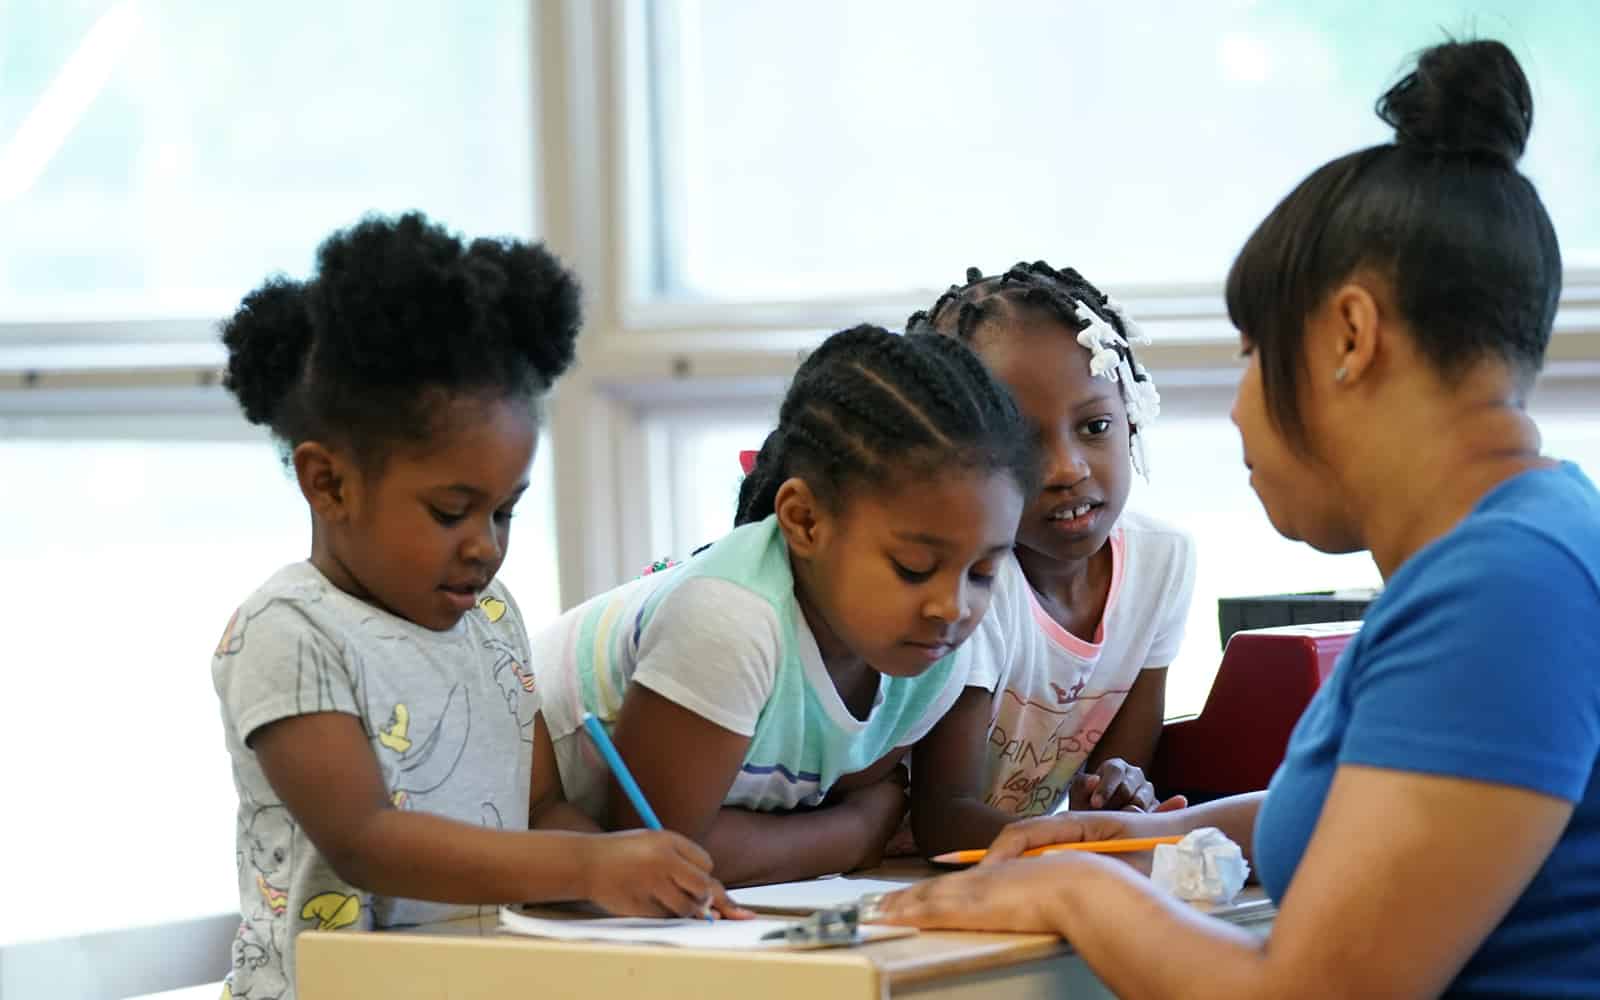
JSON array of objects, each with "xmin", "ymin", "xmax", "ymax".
[{"xmin": 212, "ymin": 213, "xmax": 741, "ymax": 1000}]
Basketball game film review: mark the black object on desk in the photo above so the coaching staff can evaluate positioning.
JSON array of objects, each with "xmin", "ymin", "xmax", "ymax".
[{"xmin": 1216, "ymin": 589, "xmax": 1377, "ymax": 649}]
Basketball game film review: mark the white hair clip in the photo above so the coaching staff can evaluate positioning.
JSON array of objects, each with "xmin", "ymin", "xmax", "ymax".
[
  {"xmin": 1071, "ymin": 298, "xmax": 1161, "ymax": 479},
  {"xmin": 1104, "ymin": 296, "xmax": 1153, "ymax": 346}
]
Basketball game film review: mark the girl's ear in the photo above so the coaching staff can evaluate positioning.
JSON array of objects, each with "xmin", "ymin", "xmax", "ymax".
[
  {"xmin": 293, "ymin": 441, "xmax": 354, "ymax": 522},
  {"xmin": 773, "ymin": 477, "xmax": 830, "ymax": 557}
]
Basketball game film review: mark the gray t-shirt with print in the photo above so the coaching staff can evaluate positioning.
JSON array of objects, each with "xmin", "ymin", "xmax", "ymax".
[{"xmin": 213, "ymin": 561, "xmax": 536, "ymax": 1000}]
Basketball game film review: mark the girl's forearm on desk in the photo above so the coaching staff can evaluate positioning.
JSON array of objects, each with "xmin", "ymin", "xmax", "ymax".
[
  {"xmin": 1085, "ymin": 666, "xmax": 1168, "ymax": 773},
  {"xmin": 910, "ymin": 790, "xmax": 1014, "ymax": 857},
  {"xmin": 908, "ymin": 687, "xmax": 1017, "ymax": 856},
  {"xmin": 701, "ymin": 803, "xmax": 876, "ymax": 886}
]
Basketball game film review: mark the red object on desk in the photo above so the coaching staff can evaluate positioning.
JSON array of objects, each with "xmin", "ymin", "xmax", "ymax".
[{"xmin": 1151, "ymin": 622, "xmax": 1360, "ymax": 801}]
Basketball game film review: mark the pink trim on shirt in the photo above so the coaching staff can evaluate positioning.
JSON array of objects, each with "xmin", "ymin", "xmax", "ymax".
[{"xmin": 1023, "ymin": 527, "xmax": 1125, "ymax": 660}]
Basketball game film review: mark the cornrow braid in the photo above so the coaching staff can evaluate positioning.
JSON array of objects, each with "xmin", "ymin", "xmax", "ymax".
[
  {"xmin": 909, "ymin": 260, "xmax": 1140, "ymax": 370},
  {"xmin": 733, "ymin": 325, "xmax": 1039, "ymax": 527},
  {"xmin": 907, "ymin": 260, "xmax": 1161, "ymax": 475}
]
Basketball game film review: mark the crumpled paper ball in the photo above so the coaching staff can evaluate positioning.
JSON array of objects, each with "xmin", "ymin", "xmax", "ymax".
[{"xmin": 1150, "ymin": 827, "xmax": 1250, "ymax": 905}]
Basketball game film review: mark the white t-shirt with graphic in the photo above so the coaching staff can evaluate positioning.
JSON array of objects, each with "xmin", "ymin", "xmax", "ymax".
[{"xmin": 967, "ymin": 509, "xmax": 1195, "ymax": 816}]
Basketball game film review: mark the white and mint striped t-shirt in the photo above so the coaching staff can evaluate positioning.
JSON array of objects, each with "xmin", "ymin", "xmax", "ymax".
[{"xmin": 533, "ymin": 516, "xmax": 970, "ymax": 818}]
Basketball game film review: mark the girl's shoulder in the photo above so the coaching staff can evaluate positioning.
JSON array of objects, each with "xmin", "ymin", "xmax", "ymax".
[
  {"xmin": 248, "ymin": 560, "xmax": 334, "ymax": 606},
  {"xmin": 681, "ymin": 516, "xmax": 795, "ymax": 603},
  {"xmin": 974, "ymin": 551, "xmax": 1033, "ymax": 625},
  {"xmin": 1115, "ymin": 509, "xmax": 1196, "ymax": 573},
  {"xmin": 214, "ymin": 562, "xmax": 343, "ymax": 657},
  {"xmin": 1115, "ymin": 507, "xmax": 1193, "ymax": 544},
  {"xmin": 1107, "ymin": 510, "xmax": 1196, "ymax": 628},
  {"xmin": 530, "ymin": 556, "xmax": 779, "ymax": 654}
]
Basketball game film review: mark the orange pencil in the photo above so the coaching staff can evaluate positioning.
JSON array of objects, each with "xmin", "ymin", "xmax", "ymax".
[{"xmin": 931, "ymin": 835, "xmax": 1182, "ymax": 866}]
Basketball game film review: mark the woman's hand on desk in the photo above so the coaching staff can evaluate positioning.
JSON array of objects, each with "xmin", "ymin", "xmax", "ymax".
[
  {"xmin": 579, "ymin": 830, "xmax": 752, "ymax": 919},
  {"xmin": 985, "ymin": 809, "xmax": 1182, "ymax": 865},
  {"xmin": 874, "ymin": 853, "xmax": 1094, "ymax": 934}
]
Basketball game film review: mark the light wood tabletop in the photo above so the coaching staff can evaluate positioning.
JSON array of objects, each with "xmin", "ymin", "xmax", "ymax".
[{"xmin": 296, "ymin": 862, "xmax": 1274, "ymax": 999}]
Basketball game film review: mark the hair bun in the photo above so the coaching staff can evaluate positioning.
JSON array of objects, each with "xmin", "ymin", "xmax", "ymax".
[
  {"xmin": 220, "ymin": 277, "xmax": 313, "ymax": 426},
  {"xmin": 1377, "ymin": 39, "xmax": 1532, "ymax": 166},
  {"xmin": 467, "ymin": 236, "xmax": 582, "ymax": 389}
]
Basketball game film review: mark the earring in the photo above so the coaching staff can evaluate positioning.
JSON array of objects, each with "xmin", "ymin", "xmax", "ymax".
[{"xmin": 1334, "ymin": 366, "xmax": 1348, "ymax": 383}]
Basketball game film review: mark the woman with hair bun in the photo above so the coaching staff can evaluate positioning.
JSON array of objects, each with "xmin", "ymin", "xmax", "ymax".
[{"xmin": 876, "ymin": 39, "xmax": 1599, "ymax": 999}]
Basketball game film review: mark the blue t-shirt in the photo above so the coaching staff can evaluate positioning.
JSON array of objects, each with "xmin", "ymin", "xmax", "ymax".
[{"xmin": 1255, "ymin": 462, "xmax": 1600, "ymax": 996}]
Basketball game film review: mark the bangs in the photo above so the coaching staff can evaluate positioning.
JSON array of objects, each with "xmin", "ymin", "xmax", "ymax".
[{"xmin": 1225, "ymin": 147, "xmax": 1386, "ymax": 445}]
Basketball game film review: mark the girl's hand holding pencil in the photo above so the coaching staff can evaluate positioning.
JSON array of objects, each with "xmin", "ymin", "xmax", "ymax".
[
  {"xmin": 577, "ymin": 829, "xmax": 750, "ymax": 918},
  {"xmin": 579, "ymin": 713, "xmax": 751, "ymax": 919}
]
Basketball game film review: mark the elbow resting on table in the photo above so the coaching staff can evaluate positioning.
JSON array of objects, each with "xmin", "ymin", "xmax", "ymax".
[{"xmin": 911, "ymin": 795, "xmax": 1004, "ymax": 859}]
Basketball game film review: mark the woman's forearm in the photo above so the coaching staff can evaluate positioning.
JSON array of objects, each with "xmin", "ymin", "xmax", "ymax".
[
  {"xmin": 1044, "ymin": 853, "xmax": 1270, "ymax": 1000},
  {"xmin": 1164, "ymin": 792, "xmax": 1265, "ymax": 864}
]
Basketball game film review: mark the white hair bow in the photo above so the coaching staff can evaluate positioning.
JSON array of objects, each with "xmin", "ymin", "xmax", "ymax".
[{"xmin": 1071, "ymin": 297, "xmax": 1161, "ymax": 479}]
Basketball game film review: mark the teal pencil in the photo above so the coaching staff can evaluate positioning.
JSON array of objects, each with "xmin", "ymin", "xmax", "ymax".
[
  {"xmin": 582, "ymin": 713, "xmax": 664, "ymax": 829},
  {"xmin": 580, "ymin": 713, "xmax": 713, "ymax": 921}
]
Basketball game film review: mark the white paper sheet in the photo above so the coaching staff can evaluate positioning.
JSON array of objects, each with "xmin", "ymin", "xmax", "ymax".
[
  {"xmin": 728, "ymin": 875, "xmax": 919, "ymax": 914},
  {"xmin": 497, "ymin": 907, "xmax": 915, "ymax": 950}
]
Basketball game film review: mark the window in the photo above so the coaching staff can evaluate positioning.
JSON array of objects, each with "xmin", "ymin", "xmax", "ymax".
[
  {"xmin": 647, "ymin": 404, "xmax": 775, "ymax": 558},
  {"xmin": 1, "ymin": 0, "xmax": 535, "ymax": 321},
  {"xmin": 0, "ymin": 422, "xmax": 558, "ymax": 944},
  {"xmin": 3, "ymin": 1, "xmax": 551, "ymax": 948},
  {"xmin": 638, "ymin": 0, "xmax": 1600, "ymax": 305}
]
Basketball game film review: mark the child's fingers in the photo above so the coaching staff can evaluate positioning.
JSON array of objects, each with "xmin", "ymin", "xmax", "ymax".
[
  {"xmin": 1114, "ymin": 781, "xmax": 1160, "ymax": 812},
  {"xmin": 652, "ymin": 878, "xmax": 712, "ymax": 918},
  {"xmin": 666, "ymin": 832, "xmax": 715, "ymax": 870},
  {"xmin": 1090, "ymin": 761, "xmax": 1132, "ymax": 809},
  {"xmin": 706, "ymin": 883, "xmax": 754, "ymax": 920},
  {"xmin": 1153, "ymin": 794, "xmax": 1188, "ymax": 813},
  {"xmin": 1098, "ymin": 775, "xmax": 1149, "ymax": 811},
  {"xmin": 1104, "ymin": 784, "xmax": 1140, "ymax": 810},
  {"xmin": 1068, "ymin": 771, "xmax": 1100, "ymax": 809},
  {"xmin": 667, "ymin": 859, "xmax": 721, "ymax": 904}
]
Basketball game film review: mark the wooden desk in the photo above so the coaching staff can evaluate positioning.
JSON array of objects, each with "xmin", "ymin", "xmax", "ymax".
[{"xmin": 296, "ymin": 867, "xmax": 1274, "ymax": 999}]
